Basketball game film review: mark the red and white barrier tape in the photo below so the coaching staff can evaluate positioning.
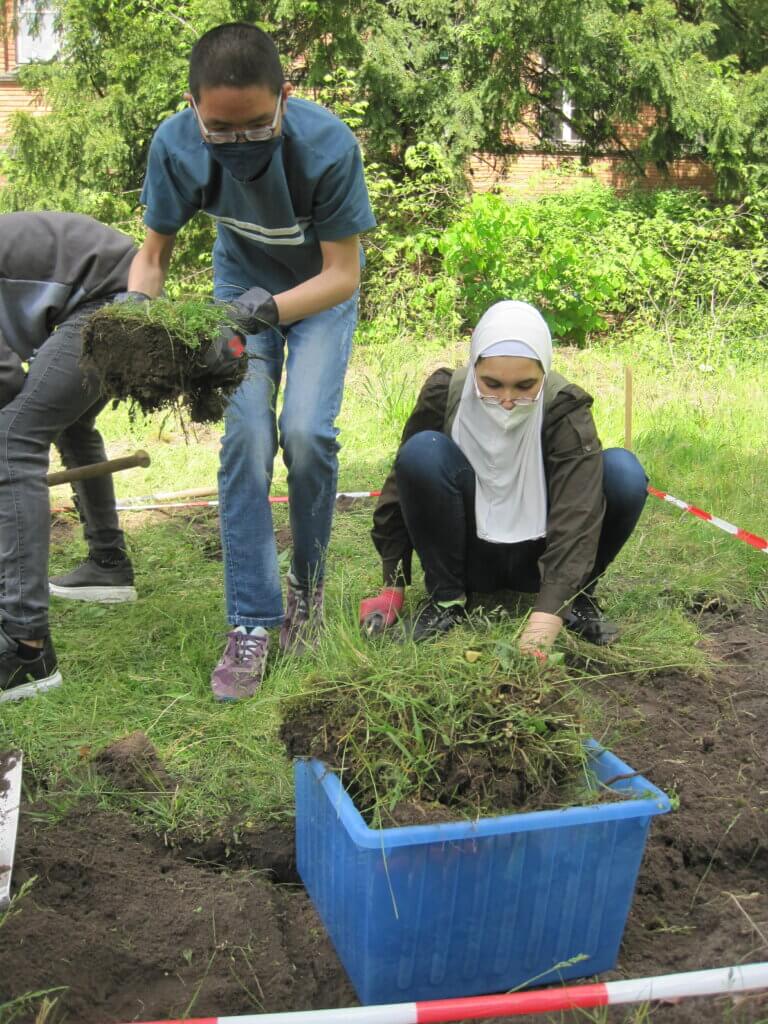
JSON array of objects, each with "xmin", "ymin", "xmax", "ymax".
[
  {"xmin": 55, "ymin": 483, "xmax": 767, "ymax": 559},
  {"xmin": 120, "ymin": 962, "xmax": 768, "ymax": 1024},
  {"xmin": 647, "ymin": 486, "xmax": 768, "ymax": 554}
]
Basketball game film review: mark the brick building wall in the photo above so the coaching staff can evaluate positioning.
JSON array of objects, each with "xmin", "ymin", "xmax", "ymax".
[
  {"xmin": 1, "ymin": 0, "xmax": 49, "ymax": 137},
  {"xmin": 468, "ymin": 105, "xmax": 715, "ymax": 196},
  {"xmin": 468, "ymin": 150, "xmax": 716, "ymax": 197},
  {"xmin": 2, "ymin": 0, "xmax": 16, "ymax": 68},
  {"xmin": 0, "ymin": 77, "xmax": 46, "ymax": 134}
]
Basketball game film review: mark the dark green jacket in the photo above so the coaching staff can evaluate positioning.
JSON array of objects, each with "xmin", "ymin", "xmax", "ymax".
[{"xmin": 371, "ymin": 367, "xmax": 605, "ymax": 616}]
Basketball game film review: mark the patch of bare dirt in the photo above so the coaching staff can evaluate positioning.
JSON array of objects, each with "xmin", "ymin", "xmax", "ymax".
[
  {"xmin": 507, "ymin": 603, "xmax": 768, "ymax": 1024},
  {"xmin": 49, "ymin": 512, "xmax": 78, "ymax": 547},
  {"xmin": 0, "ymin": 804, "xmax": 355, "ymax": 1024},
  {"xmin": 131, "ymin": 511, "xmax": 293, "ymax": 564},
  {"xmin": 91, "ymin": 731, "xmax": 176, "ymax": 794}
]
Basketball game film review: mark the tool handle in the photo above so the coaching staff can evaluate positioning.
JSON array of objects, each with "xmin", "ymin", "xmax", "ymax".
[{"xmin": 47, "ymin": 450, "xmax": 151, "ymax": 487}]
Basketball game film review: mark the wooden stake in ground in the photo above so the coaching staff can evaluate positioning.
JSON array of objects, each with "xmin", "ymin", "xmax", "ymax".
[{"xmin": 624, "ymin": 365, "xmax": 633, "ymax": 451}]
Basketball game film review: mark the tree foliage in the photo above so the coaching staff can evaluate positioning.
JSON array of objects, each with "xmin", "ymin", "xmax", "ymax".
[{"xmin": 0, "ymin": 0, "xmax": 765, "ymax": 217}]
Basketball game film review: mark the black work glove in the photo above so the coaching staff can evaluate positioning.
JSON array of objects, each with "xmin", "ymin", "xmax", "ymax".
[
  {"xmin": 229, "ymin": 286, "xmax": 279, "ymax": 333},
  {"xmin": 193, "ymin": 326, "xmax": 247, "ymax": 385}
]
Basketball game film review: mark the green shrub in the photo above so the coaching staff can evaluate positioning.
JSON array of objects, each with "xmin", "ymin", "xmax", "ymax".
[
  {"xmin": 438, "ymin": 180, "xmax": 768, "ymax": 348},
  {"xmin": 439, "ymin": 186, "xmax": 636, "ymax": 344}
]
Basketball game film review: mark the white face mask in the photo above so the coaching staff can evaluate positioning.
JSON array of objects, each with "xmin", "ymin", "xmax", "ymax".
[
  {"xmin": 474, "ymin": 378, "xmax": 544, "ymax": 430},
  {"xmin": 479, "ymin": 397, "xmax": 539, "ymax": 431}
]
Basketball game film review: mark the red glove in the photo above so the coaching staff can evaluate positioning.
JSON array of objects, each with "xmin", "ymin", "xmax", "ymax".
[
  {"xmin": 359, "ymin": 588, "xmax": 404, "ymax": 635},
  {"xmin": 192, "ymin": 325, "xmax": 247, "ymax": 383}
]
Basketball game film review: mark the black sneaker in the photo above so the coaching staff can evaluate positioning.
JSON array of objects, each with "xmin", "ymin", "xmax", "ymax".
[
  {"xmin": 49, "ymin": 555, "xmax": 137, "ymax": 604},
  {"xmin": 0, "ymin": 628, "xmax": 62, "ymax": 704},
  {"xmin": 564, "ymin": 593, "xmax": 619, "ymax": 646},
  {"xmin": 401, "ymin": 600, "xmax": 467, "ymax": 643}
]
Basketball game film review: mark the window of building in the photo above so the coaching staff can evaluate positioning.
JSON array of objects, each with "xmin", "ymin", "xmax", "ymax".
[
  {"xmin": 540, "ymin": 77, "xmax": 580, "ymax": 146},
  {"xmin": 15, "ymin": 3, "xmax": 58, "ymax": 63}
]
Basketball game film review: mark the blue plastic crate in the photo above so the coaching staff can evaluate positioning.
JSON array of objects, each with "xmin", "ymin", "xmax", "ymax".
[{"xmin": 295, "ymin": 740, "xmax": 670, "ymax": 1005}]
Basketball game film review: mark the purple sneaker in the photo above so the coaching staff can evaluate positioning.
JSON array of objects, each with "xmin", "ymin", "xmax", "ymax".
[
  {"xmin": 279, "ymin": 573, "xmax": 324, "ymax": 655},
  {"xmin": 210, "ymin": 627, "xmax": 269, "ymax": 702}
]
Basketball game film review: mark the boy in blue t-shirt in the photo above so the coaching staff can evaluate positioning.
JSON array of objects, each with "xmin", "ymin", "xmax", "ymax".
[{"xmin": 129, "ymin": 23, "xmax": 376, "ymax": 701}]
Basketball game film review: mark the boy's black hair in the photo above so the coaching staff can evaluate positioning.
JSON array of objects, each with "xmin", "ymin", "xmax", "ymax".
[{"xmin": 189, "ymin": 23, "xmax": 284, "ymax": 99}]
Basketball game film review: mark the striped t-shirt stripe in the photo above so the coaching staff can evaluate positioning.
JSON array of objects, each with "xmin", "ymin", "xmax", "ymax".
[{"xmin": 210, "ymin": 213, "xmax": 310, "ymax": 246}]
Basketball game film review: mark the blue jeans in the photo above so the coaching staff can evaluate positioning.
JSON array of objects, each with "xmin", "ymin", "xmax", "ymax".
[
  {"xmin": 395, "ymin": 431, "xmax": 647, "ymax": 601},
  {"xmin": 215, "ymin": 292, "xmax": 358, "ymax": 628}
]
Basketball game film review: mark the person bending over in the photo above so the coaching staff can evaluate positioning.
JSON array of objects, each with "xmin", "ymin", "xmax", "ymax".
[
  {"xmin": 127, "ymin": 23, "xmax": 375, "ymax": 701},
  {"xmin": 0, "ymin": 211, "xmax": 140, "ymax": 703}
]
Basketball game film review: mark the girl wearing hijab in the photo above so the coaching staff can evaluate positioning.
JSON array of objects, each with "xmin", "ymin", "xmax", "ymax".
[{"xmin": 359, "ymin": 300, "xmax": 648, "ymax": 656}]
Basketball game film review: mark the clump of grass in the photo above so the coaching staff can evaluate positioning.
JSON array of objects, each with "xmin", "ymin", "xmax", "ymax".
[
  {"xmin": 81, "ymin": 296, "xmax": 246, "ymax": 423},
  {"xmin": 280, "ymin": 622, "xmax": 592, "ymax": 827},
  {"xmin": 89, "ymin": 296, "xmax": 237, "ymax": 350}
]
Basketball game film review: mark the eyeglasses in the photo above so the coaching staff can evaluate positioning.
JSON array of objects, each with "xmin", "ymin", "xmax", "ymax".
[
  {"xmin": 478, "ymin": 393, "xmax": 537, "ymax": 407},
  {"xmin": 189, "ymin": 94, "xmax": 282, "ymax": 144},
  {"xmin": 473, "ymin": 371, "xmax": 543, "ymax": 407}
]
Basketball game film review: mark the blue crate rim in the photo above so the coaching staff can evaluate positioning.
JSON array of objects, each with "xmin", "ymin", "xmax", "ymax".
[{"xmin": 297, "ymin": 738, "xmax": 671, "ymax": 850}]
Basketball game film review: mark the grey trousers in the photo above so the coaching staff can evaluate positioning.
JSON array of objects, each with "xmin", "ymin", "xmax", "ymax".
[
  {"xmin": 0, "ymin": 336, "xmax": 26, "ymax": 407},
  {"xmin": 0, "ymin": 301, "xmax": 126, "ymax": 639}
]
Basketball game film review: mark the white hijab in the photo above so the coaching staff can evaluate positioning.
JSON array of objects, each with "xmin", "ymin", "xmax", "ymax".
[{"xmin": 451, "ymin": 301, "xmax": 553, "ymax": 544}]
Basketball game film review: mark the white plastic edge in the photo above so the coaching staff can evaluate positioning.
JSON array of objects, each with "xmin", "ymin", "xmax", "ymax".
[
  {"xmin": 222, "ymin": 1005, "xmax": 417, "ymax": 1024},
  {"xmin": 607, "ymin": 964, "xmax": 768, "ymax": 1005}
]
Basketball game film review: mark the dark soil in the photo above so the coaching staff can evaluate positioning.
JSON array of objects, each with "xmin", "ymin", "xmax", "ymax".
[
  {"xmin": 165, "ymin": 506, "xmax": 224, "ymax": 561},
  {"xmin": 275, "ymin": 525, "xmax": 293, "ymax": 552},
  {"xmin": 91, "ymin": 731, "xmax": 176, "ymax": 794},
  {"xmin": 512, "ymin": 602, "xmax": 768, "ymax": 1024},
  {"xmin": 1, "ymin": 607, "xmax": 766, "ymax": 1023},
  {"xmin": 81, "ymin": 312, "xmax": 246, "ymax": 423},
  {"xmin": 587, "ymin": 602, "xmax": 768, "ymax": 1023},
  {"xmin": 132, "ymin": 498, "xmax": 353, "ymax": 567},
  {"xmin": 0, "ymin": 804, "xmax": 356, "ymax": 1024},
  {"xmin": 49, "ymin": 512, "xmax": 78, "ymax": 547},
  {"xmin": 160, "ymin": 511, "xmax": 293, "ymax": 562}
]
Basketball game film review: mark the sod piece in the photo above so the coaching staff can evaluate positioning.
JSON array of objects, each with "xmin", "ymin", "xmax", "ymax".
[
  {"xmin": 81, "ymin": 298, "xmax": 247, "ymax": 423},
  {"xmin": 280, "ymin": 635, "xmax": 592, "ymax": 827}
]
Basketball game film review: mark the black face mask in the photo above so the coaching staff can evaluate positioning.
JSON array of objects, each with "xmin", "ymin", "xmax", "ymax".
[{"xmin": 206, "ymin": 136, "xmax": 283, "ymax": 182}]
